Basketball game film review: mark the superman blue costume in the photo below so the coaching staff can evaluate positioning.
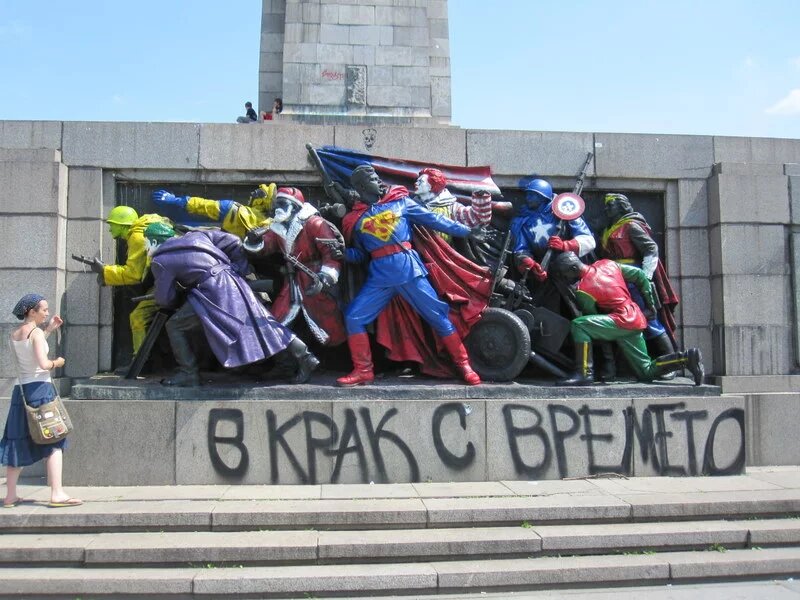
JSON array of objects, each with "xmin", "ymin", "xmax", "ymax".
[{"xmin": 338, "ymin": 165, "xmax": 490, "ymax": 386}]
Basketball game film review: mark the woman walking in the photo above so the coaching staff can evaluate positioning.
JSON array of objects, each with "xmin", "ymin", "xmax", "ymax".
[{"xmin": 1, "ymin": 294, "xmax": 81, "ymax": 508}]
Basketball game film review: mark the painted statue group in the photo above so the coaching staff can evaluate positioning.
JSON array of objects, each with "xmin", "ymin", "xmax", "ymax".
[{"xmin": 83, "ymin": 147, "xmax": 704, "ymax": 389}]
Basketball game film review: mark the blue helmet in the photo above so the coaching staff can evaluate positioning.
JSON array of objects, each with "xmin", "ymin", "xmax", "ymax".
[{"xmin": 524, "ymin": 178, "xmax": 553, "ymax": 205}]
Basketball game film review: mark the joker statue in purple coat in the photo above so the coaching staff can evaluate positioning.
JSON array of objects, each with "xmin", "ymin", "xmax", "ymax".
[{"xmin": 144, "ymin": 222, "xmax": 319, "ymax": 386}]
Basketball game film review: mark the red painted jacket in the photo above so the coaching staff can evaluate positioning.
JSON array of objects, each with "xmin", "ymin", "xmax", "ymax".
[
  {"xmin": 577, "ymin": 260, "xmax": 647, "ymax": 331},
  {"xmin": 259, "ymin": 205, "xmax": 346, "ymax": 347},
  {"xmin": 601, "ymin": 215, "xmax": 679, "ymax": 335}
]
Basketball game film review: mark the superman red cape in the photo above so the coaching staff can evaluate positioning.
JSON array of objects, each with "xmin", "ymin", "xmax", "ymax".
[{"xmin": 342, "ymin": 187, "xmax": 492, "ymax": 378}]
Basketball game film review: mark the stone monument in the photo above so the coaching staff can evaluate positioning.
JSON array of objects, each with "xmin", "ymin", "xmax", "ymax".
[{"xmin": 259, "ymin": 0, "xmax": 451, "ymax": 125}]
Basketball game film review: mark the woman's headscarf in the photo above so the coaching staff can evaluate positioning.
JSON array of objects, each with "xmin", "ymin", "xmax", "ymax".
[{"xmin": 12, "ymin": 293, "xmax": 45, "ymax": 320}]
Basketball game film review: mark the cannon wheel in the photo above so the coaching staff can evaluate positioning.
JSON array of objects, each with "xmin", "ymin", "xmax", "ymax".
[{"xmin": 464, "ymin": 307, "xmax": 531, "ymax": 382}]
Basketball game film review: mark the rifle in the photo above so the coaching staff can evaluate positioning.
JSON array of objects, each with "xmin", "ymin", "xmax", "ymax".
[
  {"xmin": 71, "ymin": 253, "xmax": 96, "ymax": 266},
  {"xmin": 306, "ymin": 143, "xmax": 349, "ymax": 207},
  {"xmin": 492, "ymin": 230, "xmax": 512, "ymax": 293},
  {"xmin": 539, "ymin": 151, "xmax": 594, "ymax": 272},
  {"xmin": 125, "ymin": 310, "xmax": 170, "ymax": 379}
]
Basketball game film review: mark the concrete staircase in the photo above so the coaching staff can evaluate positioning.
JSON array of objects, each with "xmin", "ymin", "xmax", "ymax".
[{"xmin": 2, "ymin": 468, "xmax": 800, "ymax": 598}]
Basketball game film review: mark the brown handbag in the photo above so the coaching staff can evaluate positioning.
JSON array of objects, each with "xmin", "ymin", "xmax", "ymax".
[{"xmin": 8, "ymin": 336, "xmax": 72, "ymax": 445}]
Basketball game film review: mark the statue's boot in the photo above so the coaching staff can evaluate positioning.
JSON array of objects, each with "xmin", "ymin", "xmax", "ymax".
[
  {"xmin": 161, "ymin": 335, "xmax": 200, "ymax": 387},
  {"xmin": 336, "ymin": 333, "xmax": 374, "ymax": 387},
  {"xmin": 596, "ymin": 342, "xmax": 616, "ymax": 382},
  {"xmin": 655, "ymin": 349, "xmax": 704, "ymax": 386},
  {"xmin": 559, "ymin": 342, "xmax": 594, "ymax": 385},
  {"xmin": 441, "ymin": 332, "xmax": 481, "ymax": 386},
  {"xmin": 651, "ymin": 332, "xmax": 677, "ymax": 380},
  {"xmin": 287, "ymin": 337, "xmax": 320, "ymax": 384},
  {"xmin": 261, "ymin": 351, "xmax": 297, "ymax": 381}
]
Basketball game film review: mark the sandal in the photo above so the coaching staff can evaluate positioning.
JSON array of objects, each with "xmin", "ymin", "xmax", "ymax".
[
  {"xmin": 2, "ymin": 498, "xmax": 35, "ymax": 508},
  {"xmin": 48, "ymin": 498, "xmax": 83, "ymax": 508}
]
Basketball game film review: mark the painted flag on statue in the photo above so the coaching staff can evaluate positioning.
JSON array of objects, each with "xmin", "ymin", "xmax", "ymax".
[{"xmin": 315, "ymin": 145, "xmax": 502, "ymax": 198}]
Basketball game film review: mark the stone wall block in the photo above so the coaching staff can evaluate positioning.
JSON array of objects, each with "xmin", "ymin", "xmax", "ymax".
[
  {"xmin": 65, "ymin": 272, "xmax": 102, "ymax": 326},
  {"xmin": 678, "ymin": 277, "xmax": 712, "ymax": 327},
  {"xmin": 304, "ymin": 84, "xmax": 346, "ymax": 106},
  {"xmin": 375, "ymin": 46, "xmax": 429, "ymax": 67},
  {"xmin": 0, "ymin": 215, "xmax": 59, "ymax": 269},
  {"xmin": 466, "ymin": 130, "xmax": 594, "ymax": 176},
  {"xmin": 329, "ymin": 400, "xmax": 486, "ymax": 484},
  {"xmin": 595, "ymin": 133, "xmax": 714, "ymax": 179},
  {"xmin": 486, "ymin": 398, "xmax": 631, "ymax": 481},
  {"xmin": 790, "ymin": 176, "xmax": 800, "ymax": 225},
  {"xmin": 709, "ymin": 224, "xmax": 788, "ymax": 277},
  {"xmin": 320, "ymin": 3, "xmax": 338, "ymax": 24},
  {"xmin": 368, "ymin": 65, "xmax": 393, "ymax": 86},
  {"xmin": 62, "ymin": 122, "xmax": 200, "ymax": 169},
  {"xmin": 792, "ymin": 233, "xmax": 800, "ymax": 368},
  {"xmin": 63, "ymin": 324, "xmax": 99, "ymax": 378},
  {"xmin": 66, "ymin": 219, "xmax": 104, "ymax": 270},
  {"xmin": 338, "ymin": 4, "xmax": 375, "ymax": 25},
  {"xmin": 677, "ymin": 228, "xmax": 710, "ymax": 278},
  {"xmin": 392, "ymin": 66, "xmax": 429, "ymax": 87},
  {"xmin": 0, "ymin": 159, "xmax": 63, "ymax": 214},
  {"xmin": 63, "ymin": 400, "xmax": 176, "ymax": 485},
  {"xmin": 98, "ymin": 324, "xmax": 113, "ymax": 372},
  {"xmin": 714, "ymin": 136, "xmax": 800, "ymax": 164},
  {"xmin": 722, "ymin": 324, "xmax": 793, "ymax": 376},
  {"xmin": 66, "ymin": 167, "xmax": 104, "ymax": 220},
  {"xmin": 631, "ymin": 396, "xmax": 745, "ymax": 477},
  {"xmin": 677, "ymin": 178, "xmax": 709, "ymax": 228},
  {"xmin": 333, "ymin": 125, "xmax": 465, "ymax": 165},
  {"xmin": 379, "ymin": 25, "xmax": 394, "ymax": 45},
  {"xmin": 393, "ymin": 26, "xmax": 429, "ymax": 47},
  {"xmin": 719, "ymin": 274, "xmax": 791, "ymax": 326},
  {"xmin": 0, "ymin": 121, "xmax": 62, "ymax": 150},
  {"xmin": 176, "ymin": 400, "xmax": 333, "ymax": 485},
  {"xmin": 708, "ymin": 172, "xmax": 790, "ymax": 225},
  {"xmin": 431, "ymin": 76, "xmax": 451, "ymax": 118},
  {"xmin": 198, "ymin": 124, "xmax": 334, "ymax": 171},
  {"xmin": 746, "ymin": 393, "xmax": 800, "ymax": 465},
  {"xmin": 259, "ymin": 51, "xmax": 284, "ymax": 73},
  {"xmin": 349, "ymin": 24, "xmax": 380, "ymax": 46},
  {"xmin": 320, "ymin": 23, "xmax": 349, "ymax": 44},
  {"xmin": 352, "ymin": 45, "xmax": 376, "ymax": 66}
]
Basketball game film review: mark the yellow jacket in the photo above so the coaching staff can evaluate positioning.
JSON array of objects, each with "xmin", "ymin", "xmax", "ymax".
[
  {"xmin": 103, "ymin": 214, "xmax": 171, "ymax": 286},
  {"xmin": 185, "ymin": 197, "xmax": 271, "ymax": 239}
]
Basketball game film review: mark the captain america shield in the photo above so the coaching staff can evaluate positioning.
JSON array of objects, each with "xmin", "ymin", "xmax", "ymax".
[{"xmin": 552, "ymin": 193, "xmax": 586, "ymax": 221}]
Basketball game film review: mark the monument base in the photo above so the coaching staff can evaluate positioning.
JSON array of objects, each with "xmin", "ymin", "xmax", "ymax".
[{"xmin": 56, "ymin": 374, "xmax": 744, "ymax": 487}]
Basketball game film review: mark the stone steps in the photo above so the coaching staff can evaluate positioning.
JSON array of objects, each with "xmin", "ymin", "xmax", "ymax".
[
  {"xmin": 1, "ymin": 548, "xmax": 799, "ymax": 598},
  {"xmin": 1, "ymin": 519, "xmax": 799, "ymax": 567},
  {"xmin": 3, "ymin": 488, "xmax": 800, "ymax": 533}
]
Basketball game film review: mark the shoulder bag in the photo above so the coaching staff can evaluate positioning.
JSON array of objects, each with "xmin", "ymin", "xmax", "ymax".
[{"xmin": 8, "ymin": 335, "xmax": 72, "ymax": 445}]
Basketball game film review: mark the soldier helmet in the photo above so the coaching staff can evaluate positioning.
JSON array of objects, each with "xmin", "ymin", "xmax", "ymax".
[
  {"xmin": 523, "ymin": 178, "xmax": 554, "ymax": 202},
  {"xmin": 106, "ymin": 205, "xmax": 139, "ymax": 226}
]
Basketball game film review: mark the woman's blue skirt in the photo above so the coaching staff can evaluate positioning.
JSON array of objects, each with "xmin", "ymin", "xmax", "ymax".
[{"xmin": 0, "ymin": 381, "xmax": 68, "ymax": 468}]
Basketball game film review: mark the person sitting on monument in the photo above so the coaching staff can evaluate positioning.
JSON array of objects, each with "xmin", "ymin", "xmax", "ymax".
[
  {"xmin": 550, "ymin": 252, "xmax": 704, "ymax": 386},
  {"xmin": 600, "ymin": 193, "xmax": 680, "ymax": 372},
  {"xmin": 236, "ymin": 101, "xmax": 258, "ymax": 123},
  {"xmin": 243, "ymin": 187, "xmax": 347, "ymax": 351},
  {"xmin": 336, "ymin": 164, "xmax": 486, "ymax": 387},
  {"xmin": 145, "ymin": 222, "xmax": 320, "ymax": 386},
  {"xmin": 412, "ymin": 168, "xmax": 492, "ymax": 244},
  {"xmin": 263, "ymin": 97, "xmax": 283, "ymax": 121},
  {"xmin": 84, "ymin": 206, "xmax": 171, "ymax": 359},
  {"xmin": 511, "ymin": 177, "xmax": 596, "ymax": 287},
  {"xmin": 152, "ymin": 183, "xmax": 277, "ymax": 240}
]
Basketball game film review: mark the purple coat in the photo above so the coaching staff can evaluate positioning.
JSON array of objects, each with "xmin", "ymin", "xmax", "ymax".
[{"xmin": 150, "ymin": 230, "xmax": 293, "ymax": 368}]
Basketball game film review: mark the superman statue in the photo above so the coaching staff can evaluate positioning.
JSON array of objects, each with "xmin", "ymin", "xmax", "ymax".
[{"xmin": 337, "ymin": 165, "xmax": 487, "ymax": 387}]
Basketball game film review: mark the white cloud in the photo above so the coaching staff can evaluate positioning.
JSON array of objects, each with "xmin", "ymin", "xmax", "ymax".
[
  {"xmin": 112, "ymin": 95, "xmax": 125, "ymax": 104},
  {"xmin": 765, "ymin": 89, "xmax": 800, "ymax": 115}
]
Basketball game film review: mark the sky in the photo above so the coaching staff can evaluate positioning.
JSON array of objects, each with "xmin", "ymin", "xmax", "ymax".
[{"xmin": 1, "ymin": 0, "xmax": 800, "ymax": 139}]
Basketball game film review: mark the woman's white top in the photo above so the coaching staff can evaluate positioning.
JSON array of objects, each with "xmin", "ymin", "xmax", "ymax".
[{"xmin": 10, "ymin": 335, "xmax": 51, "ymax": 385}]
